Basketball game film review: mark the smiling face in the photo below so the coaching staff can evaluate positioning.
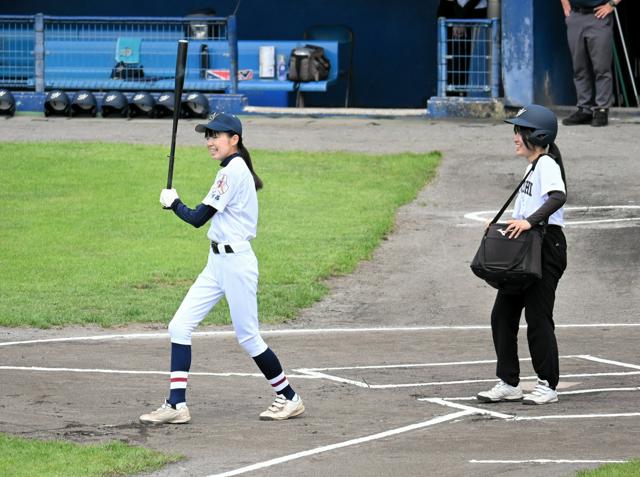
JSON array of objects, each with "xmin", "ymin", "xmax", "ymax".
[
  {"xmin": 513, "ymin": 125, "xmax": 545, "ymax": 162},
  {"xmin": 205, "ymin": 130, "xmax": 239, "ymax": 161}
]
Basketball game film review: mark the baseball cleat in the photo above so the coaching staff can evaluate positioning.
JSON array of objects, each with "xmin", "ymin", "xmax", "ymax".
[
  {"xmin": 259, "ymin": 394, "xmax": 305, "ymax": 421},
  {"xmin": 476, "ymin": 380, "xmax": 523, "ymax": 403},
  {"xmin": 139, "ymin": 401, "xmax": 191, "ymax": 424},
  {"xmin": 522, "ymin": 379, "xmax": 558, "ymax": 405}
]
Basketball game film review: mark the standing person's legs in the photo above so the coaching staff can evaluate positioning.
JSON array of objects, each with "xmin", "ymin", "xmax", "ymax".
[
  {"xmin": 477, "ymin": 291, "xmax": 525, "ymax": 402},
  {"xmin": 491, "ymin": 292, "xmax": 525, "ymax": 386},
  {"xmin": 222, "ymin": 250, "xmax": 304, "ymax": 420},
  {"xmin": 140, "ymin": 251, "xmax": 224, "ymax": 423},
  {"xmin": 522, "ymin": 228, "xmax": 567, "ymax": 392},
  {"xmin": 586, "ymin": 15, "xmax": 614, "ymax": 109},
  {"xmin": 566, "ymin": 12, "xmax": 596, "ymax": 113}
]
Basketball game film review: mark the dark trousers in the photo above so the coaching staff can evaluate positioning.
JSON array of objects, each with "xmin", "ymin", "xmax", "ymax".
[{"xmin": 490, "ymin": 226, "xmax": 567, "ymax": 390}]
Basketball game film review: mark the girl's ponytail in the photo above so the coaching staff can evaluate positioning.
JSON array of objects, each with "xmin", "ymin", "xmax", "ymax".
[
  {"xmin": 547, "ymin": 142, "xmax": 567, "ymax": 191},
  {"xmin": 237, "ymin": 138, "xmax": 263, "ymax": 190}
]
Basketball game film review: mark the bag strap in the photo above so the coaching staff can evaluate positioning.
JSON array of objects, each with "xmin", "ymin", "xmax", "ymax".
[{"xmin": 490, "ymin": 155, "xmax": 542, "ymax": 225}]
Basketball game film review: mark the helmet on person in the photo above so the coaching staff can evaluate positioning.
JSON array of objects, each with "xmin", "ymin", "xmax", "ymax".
[
  {"xmin": 129, "ymin": 91, "xmax": 156, "ymax": 118},
  {"xmin": 44, "ymin": 90, "xmax": 71, "ymax": 116},
  {"xmin": 194, "ymin": 111, "xmax": 242, "ymax": 137},
  {"xmin": 101, "ymin": 91, "xmax": 129, "ymax": 117},
  {"xmin": 70, "ymin": 90, "xmax": 97, "ymax": 117},
  {"xmin": 155, "ymin": 92, "xmax": 176, "ymax": 118},
  {"xmin": 0, "ymin": 89, "xmax": 16, "ymax": 116},
  {"xmin": 504, "ymin": 104, "xmax": 557, "ymax": 147},
  {"xmin": 182, "ymin": 92, "xmax": 209, "ymax": 118}
]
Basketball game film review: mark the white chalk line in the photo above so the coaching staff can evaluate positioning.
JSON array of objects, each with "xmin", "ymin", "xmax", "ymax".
[
  {"xmin": 424, "ymin": 398, "xmax": 640, "ymax": 422},
  {"xmin": 470, "ymin": 459, "xmax": 627, "ymax": 464},
  {"xmin": 578, "ymin": 355, "xmax": 640, "ymax": 371},
  {"xmin": 464, "ymin": 205, "xmax": 640, "ymax": 226},
  {"xmin": 440, "ymin": 387, "xmax": 640, "ymax": 401},
  {"xmin": 301, "ymin": 355, "xmax": 586, "ymax": 372},
  {"xmin": 1, "ymin": 323, "xmax": 639, "ymax": 348},
  {"xmin": 0, "ymin": 366, "xmax": 318, "ymax": 380},
  {"xmin": 295, "ymin": 354, "xmax": 640, "ymax": 389},
  {"xmin": 204, "ymin": 410, "xmax": 473, "ymax": 477}
]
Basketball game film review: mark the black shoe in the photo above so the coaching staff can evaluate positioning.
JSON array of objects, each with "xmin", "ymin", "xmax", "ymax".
[
  {"xmin": 591, "ymin": 108, "xmax": 608, "ymax": 127},
  {"xmin": 562, "ymin": 109, "xmax": 593, "ymax": 126}
]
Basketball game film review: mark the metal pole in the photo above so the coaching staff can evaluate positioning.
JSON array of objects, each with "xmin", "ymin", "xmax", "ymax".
[
  {"xmin": 34, "ymin": 13, "xmax": 44, "ymax": 93},
  {"xmin": 613, "ymin": 9, "xmax": 638, "ymax": 107},
  {"xmin": 438, "ymin": 17, "xmax": 447, "ymax": 97},
  {"xmin": 488, "ymin": 0, "xmax": 501, "ymax": 19},
  {"xmin": 227, "ymin": 14, "xmax": 238, "ymax": 95},
  {"xmin": 490, "ymin": 18, "xmax": 500, "ymax": 98}
]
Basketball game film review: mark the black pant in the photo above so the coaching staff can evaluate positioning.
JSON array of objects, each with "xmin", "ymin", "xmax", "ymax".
[{"xmin": 490, "ymin": 226, "xmax": 567, "ymax": 389}]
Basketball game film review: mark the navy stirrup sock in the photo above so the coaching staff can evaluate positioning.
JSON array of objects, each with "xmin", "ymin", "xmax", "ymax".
[
  {"xmin": 253, "ymin": 348, "xmax": 296, "ymax": 400},
  {"xmin": 167, "ymin": 342, "xmax": 192, "ymax": 407}
]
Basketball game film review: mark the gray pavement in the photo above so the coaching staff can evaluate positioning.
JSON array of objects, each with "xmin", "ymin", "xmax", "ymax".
[{"xmin": 1, "ymin": 111, "xmax": 639, "ymax": 477}]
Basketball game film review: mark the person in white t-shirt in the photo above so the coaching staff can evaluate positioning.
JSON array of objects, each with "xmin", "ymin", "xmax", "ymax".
[
  {"xmin": 140, "ymin": 113, "xmax": 305, "ymax": 424},
  {"xmin": 477, "ymin": 104, "xmax": 568, "ymax": 405}
]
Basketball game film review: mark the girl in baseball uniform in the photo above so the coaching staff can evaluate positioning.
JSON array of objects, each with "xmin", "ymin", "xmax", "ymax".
[
  {"xmin": 477, "ymin": 104, "xmax": 568, "ymax": 405},
  {"xmin": 141, "ymin": 113, "xmax": 304, "ymax": 424}
]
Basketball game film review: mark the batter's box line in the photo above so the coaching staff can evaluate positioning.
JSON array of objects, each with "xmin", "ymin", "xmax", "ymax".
[
  {"xmin": 421, "ymin": 395, "xmax": 640, "ymax": 422},
  {"xmin": 293, "ymin": 354, "xmax": 640, "ymax": 390}
]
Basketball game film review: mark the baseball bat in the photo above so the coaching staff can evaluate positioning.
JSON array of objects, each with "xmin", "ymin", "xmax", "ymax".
[{"xmin": 166, "ymin": 39, "xmax": 189, "ymax": 189}]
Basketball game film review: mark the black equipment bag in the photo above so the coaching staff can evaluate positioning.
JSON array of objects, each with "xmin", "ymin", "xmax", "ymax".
[
  {"xmin": 287, "ymin": 44, "xmax": 330, "ymax": 82},
  {"xmin": 470, "ymin": 157, "xmax": 545, "ymax": 293},
  {"xmin": 111, "ymin": 61, "xmax": 145, "ymax": 80}
]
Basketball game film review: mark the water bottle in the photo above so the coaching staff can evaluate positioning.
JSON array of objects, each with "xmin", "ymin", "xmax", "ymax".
[{"xmin": 277, "ymin": 54, "xmax": 287, "ymax": 81}]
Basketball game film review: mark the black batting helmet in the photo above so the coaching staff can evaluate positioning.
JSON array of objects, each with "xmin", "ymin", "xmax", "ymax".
[
  {"xmin": 44, "ymin": 90, "xmax": 71, "ymax": 117},
  {"xmin": 129, "ymin": 91, "xmax": 156, "ymax": 118},
  {"xmin": 182, "ymin": 92, "xmax": 209, "ymax": 118},
  {"xmin": 155, "ymin": 92, "xmax": 176, "ymax": 118},
  {"xmin": 504, "ymin": 104, "xmax": 558, "ymax": 147},
  {"xmin": 0, "ymin": 89, "xmax": 16, "ymax": 116},
  {"xmin": 101, "ymin": 91, "xmax": 129, "ymax": 117},
  {"xmin": 70, "ymin": 90, "xmax": 97, "ymax": 117}
]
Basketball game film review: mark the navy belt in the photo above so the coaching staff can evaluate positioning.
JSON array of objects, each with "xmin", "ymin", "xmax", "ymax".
[{"xmin": 211, "ymin": 242, "xmax": 234, "ymax": 254}]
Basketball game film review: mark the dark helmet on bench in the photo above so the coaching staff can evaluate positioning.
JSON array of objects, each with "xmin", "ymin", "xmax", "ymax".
[
  {"xmin": 129, "ymin": 91, "xmax": 156, "ymax": 118},
  {"xmin": 182, "ymin": 92, "xmax": 209, "ymax": 119},
  {"xmin": 504, "ymin": 104, "xmax": 557, "ymax": 147},
  {"xmin": 155, "ymin": 92, "xmax": 176, "ymax": 118},
  {"xmin": 70, "ymin": 90, "xmax": 97, "ymax": 117},
  {"xmin": 0, "ymin": 89, "xmax": 16, "ymax": 116},
  {"xmin": 101, "ymin": 91, "xmax": 129, "ymax": 117},
  {"xmin": 44, "ymin": 90, "xmax": 70, "ymax": 117}
]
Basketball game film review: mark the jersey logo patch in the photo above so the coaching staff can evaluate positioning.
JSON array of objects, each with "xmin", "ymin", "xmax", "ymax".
[{"xmin": 211, "ymin": 174, "xmax": 229, "ymax": 200}]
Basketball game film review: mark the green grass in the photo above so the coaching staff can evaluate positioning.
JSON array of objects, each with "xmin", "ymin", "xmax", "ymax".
[
  {"xmin": 0, "ymin": 433, "xmax": 181, "ymax": 477},
  {"xmin": 0, "ymin": 142, "xmax": 439, "ymax": 327},
  {"xmin": 576, "ymin": 461, "xmax": 640, "ymax": 477}
]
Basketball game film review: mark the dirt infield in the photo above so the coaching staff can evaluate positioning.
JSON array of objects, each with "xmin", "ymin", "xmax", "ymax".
[{"xmin": 1, "ymin": 112, "xmax": 639, "ymax": 476}]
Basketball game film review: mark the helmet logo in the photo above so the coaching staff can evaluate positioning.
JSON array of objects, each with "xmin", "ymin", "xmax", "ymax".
[
  {"xmin": 106, "ymin": 94, "xmax": 116, "ymax": 102},
  {"xmin": 159, "ymin": 95, "xmax": 170, "ymax": 102},
  {"xmin": 208, "ymin": 112, "xmax": 220, "ymax": 121},
  {"xmin": 188, "ymin": 93, "xmax": 198, "ymax": 100},
  {"xmin": 51, "ymin": 92, "xmax": 61, "ymax": 99},
  {"xmin": 78, "ymin": 93, "xmax": 88, "ymax": 101},
  {"xmin": 516, "ymin": 107, "xmax": 527, "ymax": 117}
]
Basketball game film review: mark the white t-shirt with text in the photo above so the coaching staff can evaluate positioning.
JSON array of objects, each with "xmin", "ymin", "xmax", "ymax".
[{"xmin": 512, "ymin": 155, "xmax": 566, "ymax": 227}]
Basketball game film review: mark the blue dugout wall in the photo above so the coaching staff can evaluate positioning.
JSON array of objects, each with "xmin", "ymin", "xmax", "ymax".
[
  {"xmin": 3, "ymin": 0, "xmax": 440, "ymax": 108},
  {"xmin": 4, "ymin": 0, "xmax": 588, "ymax": 108}
]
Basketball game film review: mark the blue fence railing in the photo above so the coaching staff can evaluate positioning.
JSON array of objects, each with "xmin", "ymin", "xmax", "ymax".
[
  {"xmin": 0, "ymin": 14, "xmax": 238, "ymax": 93},
  {"xmin": 437, "ymin": 17, "xmax": 500, "ymax": 98}
]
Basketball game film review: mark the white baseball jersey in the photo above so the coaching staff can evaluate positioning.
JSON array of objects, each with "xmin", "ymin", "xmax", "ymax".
[
  {"xmin": 512, "ymin": 155, "xmax": 566, "ymax": 227},
  {"xmin": 202, "ymin": 156, "xmax": 258, "ymax": 243}
]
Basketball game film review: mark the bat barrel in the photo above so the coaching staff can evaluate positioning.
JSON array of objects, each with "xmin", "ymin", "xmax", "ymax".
[{"xmin": 167, "ymin": 39, "xmax": 189, "ymax": 189}]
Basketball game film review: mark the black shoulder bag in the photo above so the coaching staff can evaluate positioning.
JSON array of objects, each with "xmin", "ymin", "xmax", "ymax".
[{"xmin": 470, "ymin": 158, "xmax": 545, "ymax": 294}]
